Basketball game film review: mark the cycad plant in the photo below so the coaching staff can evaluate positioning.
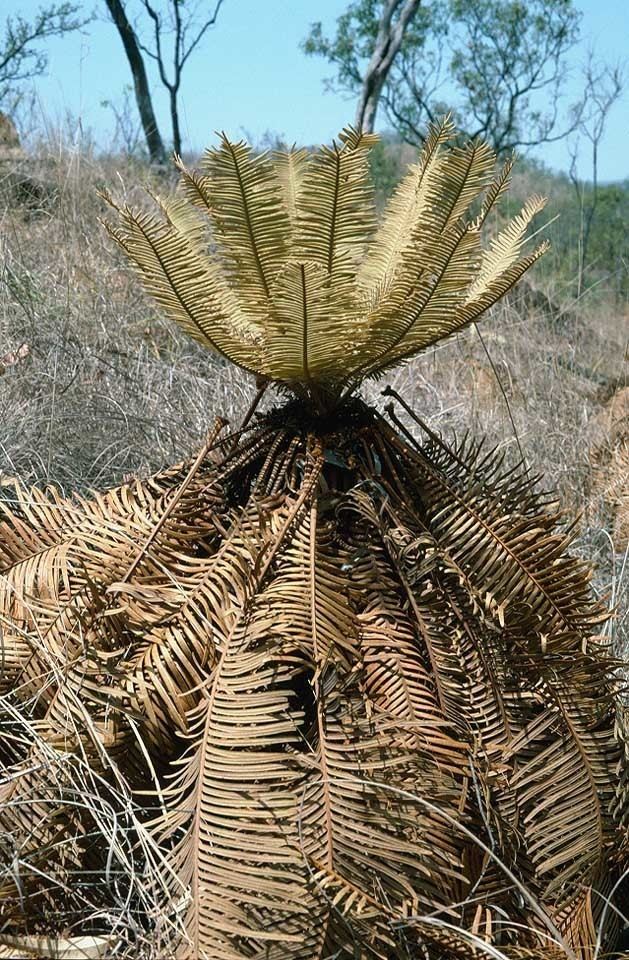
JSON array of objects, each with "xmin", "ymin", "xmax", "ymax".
[{"xmin": 0, "ymin": 119, "xmax": 627, "ymax": 960}]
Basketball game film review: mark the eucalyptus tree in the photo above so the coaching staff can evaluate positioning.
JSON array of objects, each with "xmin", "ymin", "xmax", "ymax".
[{"xmin": 304, "ymin": 0, "xmax": 582, "ymax": 153}]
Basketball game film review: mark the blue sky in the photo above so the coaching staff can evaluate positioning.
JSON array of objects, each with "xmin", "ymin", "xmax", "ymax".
[{"xmin": 8, "ymin": 0, "xmax": 629, "ymax": 181}]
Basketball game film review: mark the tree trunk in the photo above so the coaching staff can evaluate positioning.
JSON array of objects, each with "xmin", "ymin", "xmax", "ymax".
[
  {"xmin": 355, "ymin": 0, "xmax": 422, "ymax": 133},
  {"xmin": 169, "ymin": 86, "xmax": 182, "ymax": 158},
  {"xmin": 104, "ymin": 0, "xmax": 166, "ymax": 164}
]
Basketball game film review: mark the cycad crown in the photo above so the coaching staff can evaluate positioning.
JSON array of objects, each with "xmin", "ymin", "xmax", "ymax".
[
  {"xmin": 4, "ymin": 121, "xmax": 627, "ymax": 960},
  {"xmin": 105, "ymin": 118, "xmax": 547, "ymax": 406}
]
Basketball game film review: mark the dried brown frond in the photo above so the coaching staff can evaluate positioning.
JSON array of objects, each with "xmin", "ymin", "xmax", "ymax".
[
  {"xmin": 1, "ymin": 398, "xmax": 625, "ymax": 957},
  {"xmin": 1, "ymin": 120, "xmax": 626, "ymax": 960}
]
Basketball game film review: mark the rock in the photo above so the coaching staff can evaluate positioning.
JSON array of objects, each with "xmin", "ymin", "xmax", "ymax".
[
  {"xmin": 0, "ymin": 111, "xmax": 24, "ymax": 161},
  {"xmin": 0, "ymin": 114, "xmax": 58, "ymax": 212}
]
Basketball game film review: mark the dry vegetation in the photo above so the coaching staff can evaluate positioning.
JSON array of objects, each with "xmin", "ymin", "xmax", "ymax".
[
  {"xmin": 1, "ymin": 140, "xmax": 626, "ymax": 657},
  {"xmin": 0, "ymin": 135, "xmax": 627, "ymax": 959}
]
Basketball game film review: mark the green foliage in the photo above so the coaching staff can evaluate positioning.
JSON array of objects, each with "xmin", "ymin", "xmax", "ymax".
[
  {"xmin": 584, "ymin": 182, "xmax": 629, "ymax": 277},
  {"xmin": 368, "ymin": 133, "xmax": 408, "ymax": 204},
  {"xmin": 105, "ymin": 122, "xmax": 547, "ymax": 407},
  {"xmin": 304, "ymin": 0, "xmax": 581, "ymax": 153},
  {"xmin": 510, "ymin": 160, "xmax": 629, "ymax": 299},
  {"xmin": 303, "ymin": 1, "xmax": 440, "ymax": 94},
  {"xmin": 369, "ymin": 143, "xmax": 629, "ymax": 300},
  {"xmin": 448, "ymin": 0, "xmax": 581, "ymax": 152}
]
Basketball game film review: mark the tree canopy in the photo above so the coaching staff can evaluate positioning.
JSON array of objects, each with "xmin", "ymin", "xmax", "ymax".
[{"xmin": 304, "ymin": 0, "xmax": 582, "ymax": 154}]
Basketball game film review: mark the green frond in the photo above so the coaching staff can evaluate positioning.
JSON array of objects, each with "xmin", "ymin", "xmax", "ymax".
[
  {"xmin": 104, "ymin": 120, "xmax": 548, "ymax": 407},
  {"xmin": 199, "ymin": 135, "xmax": 291, "ymax": 314},
  {"xmin": 474, "ymin": 153, "xmax": 515, "ymax": 228},
  {"xmin": 293, "ymin": 126, "xmax": 377, "ymax": 285},
  {"xmin": 456, "ymin": 239, "xmax": 550, "ymax": 328},
  {"xmin": 153, "ymin": 193, "xmax": 211, "ymax": 261},
  {"xmin": 361, "ymin": 223, "xmax": 483, "ymax": 375},
  {"xmin": 102, "ymin": 196, "xmax": 263, "ymax": 370},
  {"xmin": 173, "ymin": 155, "xmax": 214, "ymax": 213},
  {"xmin": 434, "ymin": 137, "xmax": 496, "ymax": 229},
  {"xmin": 359, "ymin": 134, "xmax": 495, "ymax": 331},
  {"xmin": 262, "ymin": 259, "xmax": 362, "ymax": 384},
  {"xmin": 357, "ymin": 114, "xmax": 455, "ymax": 303},
  {"xmin": 272, "ymin": 146, "xmax": 310, "ymax": 228},
  {"xmin": 467, "ymin": 193, "xmax": 547, "ymax": 301}
]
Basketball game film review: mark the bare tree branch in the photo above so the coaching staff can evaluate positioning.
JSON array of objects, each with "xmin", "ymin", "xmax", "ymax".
[
  {"xmin": 0, "ymin": 4, "xmax": 86, "ymax": 108},
  {"xmin": 106, "ymin": 0, "xmax": 226, "ymax": 158},
  {"xmin": 569, "ymin": 53, "xmax": 626, "ymax": 295},
  {"xmin": 104, "ymin": 0, "xmax": 166, "ymax": 163}
]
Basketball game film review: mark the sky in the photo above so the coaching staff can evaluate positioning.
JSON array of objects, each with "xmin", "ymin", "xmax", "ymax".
[{"xmin": 6, "ymin": 0, "xmax": 629, "ymax": 181}]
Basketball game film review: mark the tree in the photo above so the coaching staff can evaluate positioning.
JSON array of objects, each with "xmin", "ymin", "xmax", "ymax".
[
  {"xmin": 354, "ymin": 0, "xmax": 422, "ymax": 132},
  {"xmin": 569, "ymin": 55, "xmax": 625, "ymax": 295},
  {"xmin": 304, "ymin": 0, "xmax": 582, "ymax": 154},
  {"xmin": 0, "ymin": 4, "xmax": 85, "ymax": 111},
  {"xmin": 2, "ymin": 122, "xmax": 627, "ymax": 958},
  {"xmin": 105, "ymin": 0, "xmax": 225, "ymax": 162},
  {"xmin": 104, "ymin": 0, "xmax": 166, "ymax": 163}
]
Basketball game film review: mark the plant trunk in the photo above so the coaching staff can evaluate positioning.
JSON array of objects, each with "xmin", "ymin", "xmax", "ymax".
[{"xmin": 104, "ymin": 0, "xmax": 166, "ymax": 164}]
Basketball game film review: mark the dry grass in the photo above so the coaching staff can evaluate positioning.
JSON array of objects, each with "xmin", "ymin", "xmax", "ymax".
[
  {"xmin": 0, "ymin": 137, "xmax": 628, "ymax": 957},
  {"xmin": 0, "ymin": 138, "xmax": 627, "ymax": 660},
  {"xmin": 0, "ymin": 147, "xmax": 255, "ymax": 490}
]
